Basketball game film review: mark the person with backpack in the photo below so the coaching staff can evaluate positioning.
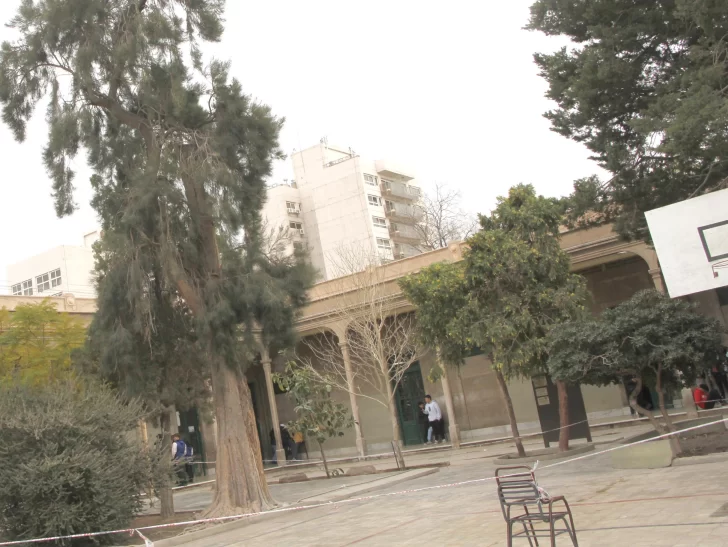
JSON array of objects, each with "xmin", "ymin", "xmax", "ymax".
[{"xmin": 171, "ymin": 433, "xmax": 194, "ymax": 486}]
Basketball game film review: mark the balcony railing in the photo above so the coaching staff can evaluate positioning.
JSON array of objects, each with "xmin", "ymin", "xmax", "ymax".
[
  {"xmin": 389, "ymin": 223, "xmax": 420, "ymax": 243},
  {"xmin": 381, "ymin": 180, "xmax": 420, "ymax": 201},
  {"xmin": 386, "ymin": 203, "xmax": 424, "ymax": 222}
]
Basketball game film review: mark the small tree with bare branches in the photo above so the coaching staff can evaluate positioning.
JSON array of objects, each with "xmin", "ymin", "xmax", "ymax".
[
  {"xmin": 413, "ymin": 183, "xmax": 478, "ymax": 251},
  {"xmin": 298, "ymin": 245, "xmax": 421, "ymax": 450}
]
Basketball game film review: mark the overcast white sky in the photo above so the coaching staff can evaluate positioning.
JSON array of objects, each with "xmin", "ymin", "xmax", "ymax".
[{"xmin": 0, "ymin": 0, "xmax": 604, "ymax": 292}]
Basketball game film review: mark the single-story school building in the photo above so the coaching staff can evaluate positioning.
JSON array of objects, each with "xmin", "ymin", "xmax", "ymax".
[{"xmin": 4, "ymin": 223, "xmax": 727, "ymax": 465}]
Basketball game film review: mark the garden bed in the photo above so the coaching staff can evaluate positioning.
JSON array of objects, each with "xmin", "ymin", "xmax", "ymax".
[
  {"xmin": 121, "ymin": 511, "xmax": 199, "ymax": 545},
  {"xmin": 675, "ymin": 428, "xmax": 728, "ymax": 458}
]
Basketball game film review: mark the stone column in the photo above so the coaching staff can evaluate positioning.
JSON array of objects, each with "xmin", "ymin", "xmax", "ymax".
[
  {"xmin": 649, "ymin": 267, "xmax": 666, "ymax": 293},
  {"xmin": 262, "ymin": 357, "xmax": 286, "ymax": 466},
  {"xmin": 438, "ymin": 358, "xmax": 461, "ymax": 449},
  {"xmin": 340, "ymin": 341, "xmax": 367, "ymax": 457}
]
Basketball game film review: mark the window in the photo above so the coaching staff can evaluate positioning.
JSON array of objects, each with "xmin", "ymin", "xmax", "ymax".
[
  {"xmin": 385, "ymin": 200, "xmax": 395, "ymax": 212},
  {"xmin": 289, "ymin": 221, "xmax": 304, "ymax": 236},
  {"xmin": 376, "ymin": 238, "xmax": 391, "ymax": 250},
  {"xmin": 286, "ymin": 201, "xmax": 300, "ymax": 214},
  {"xmin": 372, "ymin": 216, "xmax": 387, "ymax": 228},
  {"xmin": 368, "ymin": 194, "xmax": 382, "ymax": 206},
  {"xmin": 293, "ymin": 241, "xmax": 303, "ymax": 251},
  {"xmin": 36, "ymin": 272, "xmax": 50, "ymax": 293},
  {"xmin": 409, "ymin": 186, "xmax": 421, "ymax": 197},
  {"xmin": 50, "ymin": 268, "xmax": 62, "ymax": 288},
  {"xmin": 364, "ymin": 174, "xmax": 378, "ymax": 186},
  {"xmin": 13, "ymin": 280, "xmax": 34, "ymax": 295}
]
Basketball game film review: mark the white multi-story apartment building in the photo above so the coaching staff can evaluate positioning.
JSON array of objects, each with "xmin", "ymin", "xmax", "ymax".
[
  {"xmin": 262, "ymin": 141, "xmax": 423, "ymax": 280},
  {"xmin": 7, "ymin": 231, "xmax": 100, "ymax": 298}
]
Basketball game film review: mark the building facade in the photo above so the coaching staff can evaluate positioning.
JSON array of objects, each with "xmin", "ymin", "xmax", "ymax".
[
  {"xmin": 261, "ymin": 141, "xmax": 423, "ymax": 281},
  {"xmin": 4, "ymin": 223, "xmax": 728, "ymax": 465},
  {"xmin": 7, "ymin": 231, "xmax": 100, "ymax": 298}
]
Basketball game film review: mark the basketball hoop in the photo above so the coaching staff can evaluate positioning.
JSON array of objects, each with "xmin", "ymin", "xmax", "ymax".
[{"xmin": 711, "ymin": 259, "xmax": 728, "ymax": 278}]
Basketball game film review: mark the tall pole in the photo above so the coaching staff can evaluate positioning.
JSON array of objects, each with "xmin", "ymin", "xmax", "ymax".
[
  {"xmin": 340, "ymin": 341, "xmax": 367, "ymax": 458},
  {"xmin": 261, "ymin": 346, "xmax": 286, "ymax": 467}
]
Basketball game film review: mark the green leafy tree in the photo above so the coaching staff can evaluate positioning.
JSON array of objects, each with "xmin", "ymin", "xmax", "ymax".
[
  {"xmin": 404, "ymin": 185, "xmax": 588, "ymax": 455},
  {"xmin": 0, "ymin": 0, "xmax": 313, "ymax": 516},
  {"xmin": 0, "ymin": 300, "xmax": 86, "ymax": 386},
  {"xmin": 400, "ymin": 262, "xmax": 471, "ymax": 377},
  {"xmin": 0, "ymin": 382, "xmax": 159, "ymax": 546},
  {"xmin": 273, "ymin": 363, "xmax": 354, "ymax": 479},
  {"xmin": 548, "ymin": 289, "xmax": 722, "ymax": 455},
  {"xmin": 528, "ymin": 1, "xmax": 728, "ymax": 241},
  {"xmin": 462, "ymin": 185, "xmax": 588, "ymax": 454},
  {"xmin": 72, "ymin": 234, "xmax": 211, "ymax": 518}
]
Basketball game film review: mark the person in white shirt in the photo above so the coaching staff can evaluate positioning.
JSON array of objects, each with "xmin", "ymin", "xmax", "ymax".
[{"xmin": 424, "ymin": 395, "xmax": 446, "ymax": 444}]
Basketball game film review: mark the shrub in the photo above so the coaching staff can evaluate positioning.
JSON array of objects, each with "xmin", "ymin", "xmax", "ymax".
[{"xmin": 0, "ymin": 383, "xmax": 155, "ymax": 545}]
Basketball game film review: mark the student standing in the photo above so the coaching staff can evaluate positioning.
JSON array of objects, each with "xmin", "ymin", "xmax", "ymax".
[{"xmin": 424, "ymin": 395, "xmax": 445, "ymax": 444}]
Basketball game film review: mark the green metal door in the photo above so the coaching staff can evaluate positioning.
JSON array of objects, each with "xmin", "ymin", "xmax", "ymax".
[{"xmin": 394, "ymin": 363, "xmax": 426, "ymax": 446}]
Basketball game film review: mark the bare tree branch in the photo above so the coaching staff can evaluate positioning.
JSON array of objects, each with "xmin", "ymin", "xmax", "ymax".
[
  {"xmin": 296, "ymin": 244, "xmax": 422, "ymax": 444},
  {"xmin": 411, "ymin": 183, "xmax": 478, "ymax": 251}
]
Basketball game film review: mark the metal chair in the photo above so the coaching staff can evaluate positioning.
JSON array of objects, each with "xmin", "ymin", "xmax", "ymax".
[{"xmin": 495, "ymin": 466, "xmax": 578, "ymax": 546}]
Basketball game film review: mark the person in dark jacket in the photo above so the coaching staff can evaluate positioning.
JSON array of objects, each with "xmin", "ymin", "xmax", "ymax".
[{"xmin": 417, "ymin": 402, "xmax": 429, "ymax": 444}]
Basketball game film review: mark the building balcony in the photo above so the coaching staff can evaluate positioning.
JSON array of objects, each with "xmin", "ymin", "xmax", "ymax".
[
  {"xmin": 394, "ymin": 243, "xmax": 420, "ymax": 260},
  {"xmin": 385, "ymin": 203, "xmax": 423, "ymax": 223},
  {"xmin": 375, "ymin": 160, "xmax": 414, "ymax": 181},
  {"xmin": 389, "ymin": 223, "xmax": 420, "ymax": 244},
  {"xmin": 380, "ymin": 180, "xmax": 420, "ymax": 201}
]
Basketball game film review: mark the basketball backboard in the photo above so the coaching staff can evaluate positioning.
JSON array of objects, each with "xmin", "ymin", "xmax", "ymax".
[{"xmin": 645, "ymin": 188, "xmax": 728, "ymax": 297}]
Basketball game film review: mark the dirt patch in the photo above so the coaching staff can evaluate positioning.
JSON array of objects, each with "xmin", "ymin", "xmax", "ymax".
[
  {"xmin": 675, "ymin": 429, "xmax": 728, "ymax": 458},
  {"xmin": 116, "ymin": 511, "xmax": 199, "ymax": 545}
]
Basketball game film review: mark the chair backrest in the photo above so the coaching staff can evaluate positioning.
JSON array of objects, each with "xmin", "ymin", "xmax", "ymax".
[{"xmin": 495, "ymin": 466, "xmax": 544, "ymax": 520}]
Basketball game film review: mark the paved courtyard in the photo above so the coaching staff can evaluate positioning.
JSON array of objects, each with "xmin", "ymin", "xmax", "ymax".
[{"xmin": 146, "ymin": 424, "xmax": 728, "ymax": 546}]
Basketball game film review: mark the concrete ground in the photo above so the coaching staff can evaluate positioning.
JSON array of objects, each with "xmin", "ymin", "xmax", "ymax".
[{"xmin": 151, "ymin": 424, "xmax": 728, "ymax": 546}]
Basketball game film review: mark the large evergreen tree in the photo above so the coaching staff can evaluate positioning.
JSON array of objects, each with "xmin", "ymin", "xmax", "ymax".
[
  {"xmin": 528, "ymin": 1, "xmax": 728, "ymax": 241},
  {"xmin": 0, "ymin": 0, "xmax": 313, "ymax": 516}
]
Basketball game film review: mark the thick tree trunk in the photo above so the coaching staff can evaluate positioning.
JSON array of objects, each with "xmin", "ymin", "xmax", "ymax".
[
  {"xmin": 556, "ymin": 380, "xmax": 570, "ymax": 452},
  {"xmin": 178, "ymin": 173, "xmax": 274, "ymax": 516},
  {"xmin": 203, "ymin": 357, "xmax": 275, "ymax": 517},
  {"xmin": 158, "ymin": 411, "xmax": 175, "ymax": 519},
  {"xmin": 494, "ymin": 369, "xmax": 526, "ymax": 457}
]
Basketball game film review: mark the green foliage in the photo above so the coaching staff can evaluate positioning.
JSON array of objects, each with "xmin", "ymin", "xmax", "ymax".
[
  {"xmin": 0, "ymin": 300, "xmax": 86, "ymax": 386},
  {"xmin": 465, "ymin": 185, "xmax": 588, "ymax": 377},
  {"xmin": 0, "ymin": 382, "xmax": 159, "ymax": 545},
  {"xmin": 403, "ymin": 185, "xmax": 588, "ymax": 380},
  {"xmin": 0, "ymin": 0, "xmax": 314, "ymax": 407},
  {"xmin": 75, "ymin": 235, "xmax": 211, "ymax": 414},
  {"xmin": 273, "ymin": 362, "xmax": 354, "ymax": 447},
  {"xmin": 399, "ymin": 262, "xmax": 472, "ymax": 367},
  {"xmin": 528, "ymin": 0, "xmax": 728, "ymax": 240},
  {"xmin": 548, "ymin": 290, "xmax": 723, "ymax": 392}
]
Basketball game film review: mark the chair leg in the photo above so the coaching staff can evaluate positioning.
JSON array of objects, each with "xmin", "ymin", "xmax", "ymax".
[
  {"xmin": 521, "ymin": 521, "xmax": 535, "ymax": 547},
  {"xmin": 550, "ymin": 518, "xmax": 556, "ymax": 547},
  {"xmin": 507, "ymin": 520, "xmax": 513, "ymax": 547},
  {"xmin": 566, "ymin": 520, "xmax": 578, "ymax": 546},
  {"xmin": 526, "ymin": 520, "xmax": 539, "ymax": 546}
]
